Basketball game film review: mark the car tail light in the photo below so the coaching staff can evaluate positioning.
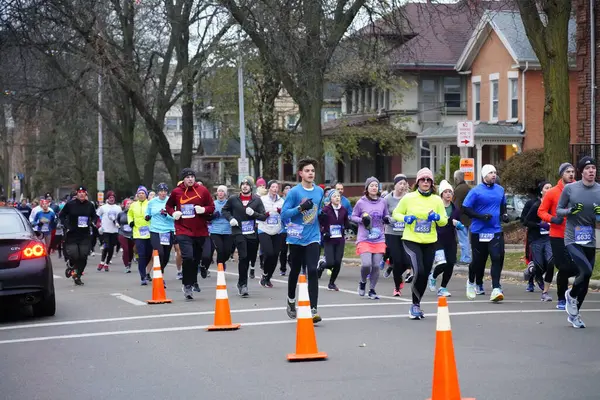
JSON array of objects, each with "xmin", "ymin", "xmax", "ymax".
[{"xmin": 8, "ymin": 242, "xmax": 47, "ymax": 261}]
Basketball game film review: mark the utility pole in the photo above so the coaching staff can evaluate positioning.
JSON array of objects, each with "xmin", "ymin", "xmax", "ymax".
[
  {"xmin": 97, "ymin": 74, "xmax": 105, "ymax": 204},
  {"xmin": 237, "ymin": 28, "xmax": 249, "ymax": 184}
]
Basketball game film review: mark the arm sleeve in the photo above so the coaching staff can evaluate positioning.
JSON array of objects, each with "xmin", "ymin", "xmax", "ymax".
[
  {"xmin": 349, "ymin": 201, "xmax": 362, "ymax": 224},
  {"xmin": 281, "ymin": 190, "xmax": 300, "ymax": 220},
  {"xmin": 165, "ymin": 193, "xmax": 176, "ymax": 216},
  {"xmin": 537, "ymin": 192, "xmax": 555, "ymax": 222},
  {"xmin": 127, "ymin": 205, "xmax": 134, "ymax": 224},
  {"xmin": 462, "ymin": 206, "xmax": 486, "ymax": 220},
  {"xmin": 221, "ymin": 198, "xmax": 233, "ymax": 221},
  {"xmin": 253, "ymin": 198, "xmax": 268, "ymax": 221},
  {"xmin": 346, "ymin": 198, "xmax": 353, "ymax": 216},
  {"xmin": 90, "ymin": 204, "xmax": 99, "ymax": 224},
  {"xmin": 520, "ymin": 200, "xmax": 533, "ymax": 225},
  {"xmin": 523, "ymin": 202, "xmax": 542, "ymax": 228},
  {"xmin": 96, "ymin": 206, "xmax": 104, "ymax": 218},
  {"xmin": 201, "ymin": 188, "xmax": 215, "ymax": 215},
  {"xmin": 145, "ymin": 201, "xmax": 153, "ymax": 217},
  {"xmin": 556, "ymin": 186, "xmax": 571, "ymax": 217}
]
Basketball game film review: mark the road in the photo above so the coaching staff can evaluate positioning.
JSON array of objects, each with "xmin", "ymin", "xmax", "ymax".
[{"xmin": 1, "ymin": 253, "xmax": 600, "ymax": 400}]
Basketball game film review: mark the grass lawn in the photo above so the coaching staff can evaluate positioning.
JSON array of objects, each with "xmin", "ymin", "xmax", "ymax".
[{"xmin": 342, "ymin": 241, "xmax": 600, "ymax": 280}]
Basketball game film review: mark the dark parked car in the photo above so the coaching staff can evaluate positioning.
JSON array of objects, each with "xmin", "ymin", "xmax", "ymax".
[{"xmin": 0, "ymin": 207, "xmax": 55, "ymax": 316}]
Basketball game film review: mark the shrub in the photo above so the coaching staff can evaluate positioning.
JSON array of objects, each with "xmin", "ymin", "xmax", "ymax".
[
  {"xmin": 497, "ymin": 149, "xmax": 545, "ymax": 195},
  {"xmin": 435, "ymin": 155, "xmax": 461, "ymax": 185}
]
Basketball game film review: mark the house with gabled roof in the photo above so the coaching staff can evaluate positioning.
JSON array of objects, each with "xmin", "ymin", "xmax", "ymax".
[{"xmin": 421, "ymin": 10, "xmax": 577, "ymax": 183}]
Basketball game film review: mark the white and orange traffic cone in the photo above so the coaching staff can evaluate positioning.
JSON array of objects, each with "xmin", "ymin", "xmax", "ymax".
[
  {"xmin": 146, "ymin": 250, "xmax": 172, "ymax": 304},
  {"xmin": 207, "ymin": 263, "xmax": 241, "ymax": 331},
  {"xmin": 427, "ymin": 296, "xmax": 475, "ymax": 400},
  {"xmin": 287, "ymin": 274, "xmax": 327, "ymax": 361}
]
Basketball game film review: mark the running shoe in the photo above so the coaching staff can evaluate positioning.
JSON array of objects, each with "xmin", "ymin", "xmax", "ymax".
[
  {"xmin": 182, "ymin": 285, "xmax": 193, "ymax": 300},
  {"xmin": 358, "ymin": 281, "xmax": 366, "ymax": 296},
  {"xmin": 405, "ymin": 272, "xmax": 414, "ymax": 283},
  {"xmin": 408, "ymin": 305, "xmax": 422, "ymax": 320},
  {"xmin": 567, "ymin": 315, "xmax": 586, "ymax": 329},
  {"xmin": 540, "ymin": 292, "xmax": 552, "ymax": 302},
  {"xmin": 368, "ymin": 289, "xmax": 379, "ymax": 300},
  {"xmin": 140, "ymin": 279, "xmax": 148, "ymax": 286},
  {"xmin": 428, "ymin": 273, "xmax": 437, "ymax": 292},
  {"xmin": 97, "ymin": 263, "xmax": 104, "ymax": 271},
  {"xmin": 327, "ymin": 283, "xmax": 339, "ymax": 291},
  {"xmin": 73, "ymin": 275, "xmax": 84, "ymax": 286},
  {"xmin": 260, "ymin": 275, "xmax": 268, "ymax": 288},
  {"xmin": 192, "ymin": 283, "xmax": 201, "ymax": 293},
  {"xmin": 383, "ymin": 266, "xmax": 393, "ymax": 279},
  {"xmin": 176, "ymin": 271, "xmax": 183, "ymax": 280},
  {"xmin": 280, "ymin": 270, "xmax": 286, "ymax": 276},
  {"xmin": 556, "ymin": 299, "xmax": 566, "ymax": 310},
  {"xmin": 535, "ymin": 276, "xmax": 545, "ymax": 292},
  {"xmin": 490, "ymin": 288, "xmax": 504, "ymax": 302},
  {"xmin": 286, "ymin": 297, "xmax": 297, "ymax": 319},
  {"xmin": 526, "ymin": 282, "xmax": 534, "ymax": 292},
  {"xmin": 249, "ymin": 268, "xmax": 255, "ymax": 279},
  {"xmin": 240, "ymin": 284, "xmax": 249, "ymax": 297},
  {"xmin": 125, "ymin": 266, "xmax": 131, "ymax": 274},
  {"xmin": 379, "ymin": 259, "xmax": 385, "ymax": 270},
  {"xmin": 393, "ymin": 288, "xmax": 401, "ymax": 297},
  {"xmin": 475, "ymin": 284, "xmax": 485, "ymax": 295},
  {"xmin": 104, "ymin": 264, "xmax": 109, "ymax": 272},
  {"xmin": 311, "ymin": 308, "xmax": 322, "ymax": 323},
  {"xmin": 265, "ymin": 279, "xmax": 274, "ymax": 288},
  {"xmin": 437, "ymin": 287, "xmax": 451, "ymax": 297},
  {"xmin": 565, "ymin": 289, "xmax": 579, "ymax": 317},
  {"xmin": 466, "ymin": 281, "xmax": 476, "ymax": 300},
  {"xmin": 200, "ymin": 267, "xmax": 208, "ymax": 279}
]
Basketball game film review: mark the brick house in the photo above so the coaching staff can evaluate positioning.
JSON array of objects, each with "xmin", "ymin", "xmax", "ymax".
[{"xmin": 422, "ymin": 10, "xmax": 577, "ymax": 183}]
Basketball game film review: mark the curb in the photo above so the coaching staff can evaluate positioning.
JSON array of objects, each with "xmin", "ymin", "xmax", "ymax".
[{"xmin": 342, "ymin": 258, "xmax": 600, "ymax": 289}]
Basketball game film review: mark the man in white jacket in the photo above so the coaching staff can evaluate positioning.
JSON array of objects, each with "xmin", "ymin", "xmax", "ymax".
[
  {"xmin": 257, "ymin": 180, "xmax": 285, "ymax": 288},
  {"xmin": 96, "ymin": 191, "xmax": 122, "ymax": 271}
]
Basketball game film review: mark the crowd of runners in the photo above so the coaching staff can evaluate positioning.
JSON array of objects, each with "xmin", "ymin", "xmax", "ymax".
[{"xmin": 4, "ymin": 155, "xmax": 598, "ymax": 328}]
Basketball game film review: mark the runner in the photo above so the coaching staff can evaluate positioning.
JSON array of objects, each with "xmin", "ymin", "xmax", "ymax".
[
  {"xmin": 537, "ymin": 162, "xmax": 578, "ymax": 310},
  {"xmin": 33, "ymin": 199, "xmax": 57, "ymax": 250},
  {"xmin": 428, "ymin": 180, "xmax": 464, "ymax": 297},
  {"xmin": 146, "ymin": 183, "xmax": 175, "ymax": 282},
  {"xmin": 278, "ymin": 183, "xmax": 293, "ymax": 276},
  {"xmin": 318, "ymin": 189, "xmax": 349, "ymax": 291},
  {"xmin": 281, "ymin": 158, "xmax": 324, "ymax": 323},
  {"xmin": 453, "ymin": 171, "xmax": 472, "ymax": 265},
  {"xmin": 54, "ymin": 207, "xmax": 65, "ymax": 259},
  {"xmin": 117, "ymin": 199, "xmax": 134, "ymax": 273},
  {"xmin": 257, "ymin": 180, "xmax": 285, "ymax": 288},
  {"xmin": 222, "ymin": 176, "xmax": 267, "ymax": 297},
  {"xmin": 351, "ymin": 177, "xmax": 389, "ymax": 300},
  {"xmin": 392, "ymin": 168, "xmax": 447, "ymax": 319},
  {"xmin": 209, "ymin": 185, "xmax": 233, "ymax": 271},
  {"xmin": 59, "ymin": 186, "xmax": 97, "ymax": 285},
  {"xmin": 128, "ymin": 186, "xmax": 153, "ymax": 285},
  {"xmin": 96, "ymin": 191, "xmax": 122, "ymax": 272},
  {"xmin": 523, "ymin": 181, "xmax": 554, "ymax": 301},
  {"xmin": 384, "ymin": 174, "xmax": 410, "ymax": 296},
  {"xmin": 556, "ymin": 156, "xmax": 600, "ymax": 328},
  {"xmin": 462, "ymin": 164, "xmax": 509, "ymax": 302},
  {"xmin": 166, "ymin": 168, "xmax": 215, "ymax": 300},
  {"xmin": 520, "ymin": 186, "xmax": 541, "ymax": 292}
]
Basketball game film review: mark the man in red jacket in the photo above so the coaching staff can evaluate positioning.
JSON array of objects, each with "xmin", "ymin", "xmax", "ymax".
[{"xmin": 166, "ymin": 168, "xmax": 215, "ymax": 300}]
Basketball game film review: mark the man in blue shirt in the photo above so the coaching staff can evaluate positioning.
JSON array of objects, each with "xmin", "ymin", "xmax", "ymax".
[
  {"xmin": 281, "ymin": 158, "xmax": 324, "ymax": 323},
  {"xmin": 462, "ymin": 164, "xmax": 509, "ymax": 302}
]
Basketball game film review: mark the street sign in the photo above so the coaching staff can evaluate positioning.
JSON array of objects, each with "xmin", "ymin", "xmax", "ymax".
[
  {"xmin": 97, "ymin": 191, "xmax": 104, "ymax": 204},
  {"xmin": 457, "ymin": 121, "xmax": 474, "ymax": 147},
  {"xmin": 238, "ymin": 158, "xmax": 249, "ymax": 179},
  {"xmin": 97, "ymin": 171, "xmax": 105, "ymax": 192},
  {"xmin": 460, "ymin": 158, "xmax": 475, "ymax": 181}
]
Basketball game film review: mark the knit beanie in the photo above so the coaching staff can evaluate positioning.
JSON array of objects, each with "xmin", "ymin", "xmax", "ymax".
[
  {"xmin": 416, "ymin": 168, "xmax": 434, "ymax": 182},
  {"xmin": 438, "ymin": 180, "xmax": 453, "ymax": 195},
  {"xmin": 481, "ymin": 164, "xmax": 496, "ymax": 179},
  {"xmin": 364, "ymin": 176, "xmax": 380, "ymax": 190},
  {"xmin": 558, "ymin": 162, "xmax": 574, "ymax": 177},
  {"xmin": 394, "ymin": 174, "xmax": 407, "ymax": 185}
]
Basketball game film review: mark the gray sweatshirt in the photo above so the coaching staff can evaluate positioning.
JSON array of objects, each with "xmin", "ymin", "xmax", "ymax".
[
  {"xmin": 384, "ymin": 192, "xmax": 406, "ymax": 236},
  {"xmin": 556, "ymin": 180, "xmax": 600, "ymax": 247}
]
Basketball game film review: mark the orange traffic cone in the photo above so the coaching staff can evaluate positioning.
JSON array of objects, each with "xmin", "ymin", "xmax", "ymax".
[
  {"xmin": 427, "ymin": 296, "xmax": 475, "ymax": 400},
  {"xmin": 146, "ymin": 250, "xmax": 172, "ymax": 304},
  {"xmin": 206, "ymin": 263, "xmax": 241, "ymax": 331},
  {"xmin": 287, "ymin": 274, "xmax": 327, "ymax": 362}
]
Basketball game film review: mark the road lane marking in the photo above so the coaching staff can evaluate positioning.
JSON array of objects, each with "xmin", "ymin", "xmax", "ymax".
[
  {"xmin": 110, "ymin": 293, "xmax": 147, "ymax": 306},
  {"xmin": 53, "ymin": 275, "xmax": 61, "ymax": 279},
  {"xmin": 2, "ymin": 308, "xmax": 599, "ymax": 345}
]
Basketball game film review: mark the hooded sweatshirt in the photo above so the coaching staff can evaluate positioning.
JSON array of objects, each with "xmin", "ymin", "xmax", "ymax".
[
  {"xmin": 128, "ymin": 199, "xmax": 150, "ymax": 239},
  {"xmin": 350, "ymin": 195, "xmax": 389, "ymax": 244},
  {"xmin": 146, "ymin": 196, "xmax": 175, "ymax": 234},
  {"xmin": 257, "ymin": 193, "xmax": 285, "ymax": 236},
  {"xmin": 165, "ymin": 182, "xmax": 215, "ymax": 237}
]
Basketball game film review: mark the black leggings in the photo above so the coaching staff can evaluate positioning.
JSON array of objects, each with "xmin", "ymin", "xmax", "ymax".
[
  {"xmin": 258, "ymin": 233, "xmax": 283, "ymax": 279},
  {"xmin": 550, "ymin": 237, "xmax": 578, "ymax": 301},
  {"xmin": 432, "ymin": 239, "xmax": 457, "ymax": 288},
  {"xmin": 201, "ymin": 238, "xmax": 214, "ymax": 269},
  {"xmin": 324, "ymin": 241, "xmax": 345, "ymax": 284},
  {"xmin": 403, "ymin": 240, "xmax": 436, "ymax": 305},
  {"xmin": 566, "ymin": 244, "xmax": 595, "ymax": 309},
  {"xmin": 101, "ymin": 232, "xmax": 119, "ymax": 264},
  {"xmin": 385, "ymin": 234, "xmax": 409, "ymax": 290},
  {"xmin": 530, "ymin": 237, "xmax": 554, "ymax": 284},
  {"xmin": 469, "ymin": 232, "xmax": 505, "ymax": 289},
  {"xmin": 149, "ymin": 232, "xmax": 173, "ymax": 273},
  {"xmin": 279, "ymin": 233, "xmax": 289, "ymax": 272},
  {"xmin": 211, "ymin": 234, "xmax": 233, "ymax": 265},
  {"xmin": 64, "ymin": 236, "xmax": 91, "ymax": 276},
  {"xmin": 288, "ymin": 243, "xmax": 320, "ymax": 309},
  {"xmin": 234, "ymin": 235, "xmax": 259, "ymax": 287}
]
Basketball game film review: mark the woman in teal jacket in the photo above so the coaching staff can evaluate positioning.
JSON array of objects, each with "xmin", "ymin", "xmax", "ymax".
[{"xmin": 146, "ymin": 183, "xmax": 175, "ymax": 278}]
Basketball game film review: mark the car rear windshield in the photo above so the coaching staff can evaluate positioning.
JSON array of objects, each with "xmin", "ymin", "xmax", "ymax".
[{"xmin": 0, "ymin": 213, "xmax": 28, "ymax": 234}]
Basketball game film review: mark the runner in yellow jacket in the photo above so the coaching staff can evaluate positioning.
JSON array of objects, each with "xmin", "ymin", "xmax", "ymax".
[{"xmin": 127, "ymin": 186, "xmax": 153, "ymax": 285}]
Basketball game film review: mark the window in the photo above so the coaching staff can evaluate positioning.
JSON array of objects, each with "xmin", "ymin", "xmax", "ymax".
[
  {"xmin": 443, "ymin": 77, "xmax": 461, "ymax": 108},
  {"xmin": 287, "ymin": 114, "xmax": 298, "ymax": 130},
  {"xmin": 509, "ymin": 78, "xmax": 518, "ymax": 119},
  {"xmin": 473, "ymin": 82, "xmax": 481, "ymax": 121},
  {"xmin": 420, "ymin": 140, "xmax": 431, "ymax": 169},
  {"xmin": 165, "ymin": 117, "xmax": 178, "ymax": 131},
  {"xmin": 490, "ymin": 79, "xmax": 499, "ymax": 120},
  {"xmin": 324, "ymin": 111, "xmax": 338, "ymax": 122}
]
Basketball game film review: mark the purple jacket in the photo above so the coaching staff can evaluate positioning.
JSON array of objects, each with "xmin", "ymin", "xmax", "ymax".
[
  {"xmin": 351, "ymin": 196, "xmax": 389, "ymax": 244},
  {"xmin": 437, "ymin": 201, "xmax": 461, "ymax": 243},
  {"xmin": 318, "ymin": 204, "xmax": 349, "ymax": 244}
]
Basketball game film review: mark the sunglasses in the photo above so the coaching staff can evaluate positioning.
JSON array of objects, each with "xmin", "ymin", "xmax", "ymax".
[{"xmin": 419, "ymin": 178, "xmax": 433, "ymax": 183}]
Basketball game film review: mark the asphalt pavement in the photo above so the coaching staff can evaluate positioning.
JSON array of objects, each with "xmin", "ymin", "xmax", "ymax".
[{"xmin": 1, "ymin": 252, "xmax": 600, "ymax": 400}]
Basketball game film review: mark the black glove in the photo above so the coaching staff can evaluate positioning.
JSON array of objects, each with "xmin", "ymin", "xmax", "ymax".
[
  {"xmin": 481, "ymin": 214, "xmax": 492, "ymax": 221},
  {"xmin": 550, "ymin": 216, "xmax": 563, "ymax": 225},
  {"xmin": 383, "ymin": 216, "xmax": 392, "ymax": 225},
  {"xmin": 129, "ymin": 221, "xmax": 135, "ymax": 228},
  {"xmin": 299, "ymin": 199, "xmax": 313, "ymax": 212},
  {"xmin": 160, "ymin": 209, "xmax": 167, "ymax": 216},
  {"xmin": 37, "ymin": 222, "xmax": 43, "ymax": 229},
  {"xmin": 361, "ymin": 213, "xmax": 371, "ymax": 228},
  {"xmin": 144, "ymin": 215, "xmax": 151, "ymax": 221},
  {"xmin": 501, "ymin": 214, "xmax": 509, "ymax": 223},
  {"xmin": 322, "ymin": 232, "xmax": 330, "ymax": 240}
]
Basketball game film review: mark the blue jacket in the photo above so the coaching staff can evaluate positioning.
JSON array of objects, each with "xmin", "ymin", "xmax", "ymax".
[
  {"xmin": 145, "ymin": 197, "xmax": 175, "ymax": 234},
  {"xmin": 341, "ymin": 196, "xmax": 353, "ymax": 216},
  {"xmin": 209, "ymin": 199, "xmax": 232, "ymax": 235}
]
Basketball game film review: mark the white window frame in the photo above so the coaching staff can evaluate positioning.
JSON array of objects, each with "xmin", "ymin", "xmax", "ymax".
[
  {"xmin": 489, "ymin": 73, "xmax": 499, "ymax": 123},
  {"xmin": 472, "ymin": 76, "xmax": 481, "ymax": 122},
  {"xmin": 507, "ymin": 71, "xmax": 519, "ymax": 122}
]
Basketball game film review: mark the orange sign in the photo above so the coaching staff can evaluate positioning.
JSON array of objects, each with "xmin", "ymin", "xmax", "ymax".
[
  {"xmin": 97, "ymin": 192, "xmax": 104, "ymax": 204},
  {"xmin": 460, "ymin": 158, "xmax": 475, "ymax": 181}
]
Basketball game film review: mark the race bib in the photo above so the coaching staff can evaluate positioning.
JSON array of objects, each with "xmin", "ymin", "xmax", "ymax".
[
  {"xmin": 367, "ymin": 227, "xmax": 382, "ymax": 240},
  {"xmin": 160, "ymin": 232, "xmax": 171, "ymax": 246},
  {"xmin": 138, "ymin": 226, "xmax": 150, "ymax": 238},
  {"xmin": 574, "ymin": 226, "xmax": 593, "ymax": 245},
  {"xmin": 479, "ymin": 233, "xmax": 494, "ymax": 242},
  {"xmin": 241, "ymin": 220, "xmax": 255, "ymax": 235},
  {"xmin": 41, "ymin": 223, "xmax": 50, "ymax": 233},
  {"xmin": 123, "ymin": 225, "xmax": 132, "ymax": 233},
  {"xmin": 287, "ymin": 223, "xmax": 303, "ymax": 239},
  {"xmin": 56, "ymin": 227, "xmax": 64, "ymax": 235},
  {"xmin": 392, "ymin": 221, "xmax": 405, "ymax": 232},
  {"xmin": 414, "ymin": 219, "xmax": 431, "ymax": 234},
  {"xmin": 433, "ymin": 249, "xmax": 447, "ymax": 267},
  {"xmin": 108, "ymin": 211, "xmax": 117, "ymax": 221},
  {"xmin": 540, "ymin": 227, "xmax": 549, "ymax": 235},
  {"xmin": 181, "ymin": 204, "xmax": 195, "ymax": 218},
  {"xmin": 329, "ymin": 224, "xmax": 342, "ymax": 239},
  {"xmin": 266, "ymin": 215, "xmax": 280, "ymax": 225},
  {"xmin": 77, "ymin": 216, "xmax": 88, "ymax": 228}
]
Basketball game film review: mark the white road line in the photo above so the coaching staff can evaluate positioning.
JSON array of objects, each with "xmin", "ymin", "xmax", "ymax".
[
  {"xmin": 110, "ymin": 293, "xmax": 147, "ymax": 306},
  {"xmin": 53, "ymin": 275, "xmax": 61, "ymax": 279},
  {"xmin": 2, "ymin": 308, "xmax": 599, "ymax": 345}
]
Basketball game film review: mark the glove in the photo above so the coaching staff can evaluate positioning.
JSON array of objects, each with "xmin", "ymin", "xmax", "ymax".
[
  {"xmin": 230, "ymin": 218, "xmax": 239, "ymax": 227},
  {"xmin": 37, "ymin": 222, "xmax": 43, "ymax": 229},
  {"xmin": 276, "ymin": 207, "xmax": 282, "ymax": 214},
  {"xmin": 213, "ymin": 211, "xmax": 221, "ymax": 219},
  {"xmin": 99, "ymin": 227, "xmax": 104, "ymax": 235},
  {"xmin": 129, "ymin": 221, "xmax": 135, "ymax": 228},
  {"xmin": 428, "ymin": 211, "xmax": 440, "ymax": 222},
  {"xmin": 550, "ymin": 215, "xmax": 563, "ymax": 224},
  {"xmin": 570, "ymin": 203, "xmax": 583, "ymax": 215},
  {"xmin": 144, "ymin": 215, "xmax": 151, "ymax": 221},
  {"xmin": 594, "ymin": 203, "xmax": 600, "ymax": 215},
  {"xmin": 265, "ymin": 211, "xmax": 271, "ymax": 218},
  {"xmin": 245, "ymin": 207, "xmax": 255, "ymax": 216},
  {"xmin": 501, "ymin": 214, "xmax": 509, "ymax": 223},
  {"xmin": 404, "ymin": 215, "xmax": 416, "ymax": 225},
  {"xmin": 361, "ymin": 213, "xmax": 371, "ymax": 228},
  {"xmin": 160, "ymin": 209, "xmax": 167, "ymax": 216},
  {"xmin": 195, "ymin": 205, "xmax": 205, "ymax": 214},
  {"xmin": 539, "ymin": 222, "xmax": 550, "ymax": 231},
  {"xmin": 172, "ymin": 211, "xmax": 183, "ymax": 220},
  {"xmin": 299, "ymin": 199, "xmax": 313, "ymax": 212},
  {"xmin": 481, "ymin": 214, "xmax": 492, "ymax": 221},
  {"xmin": 456, "ymin": 221, "xmax": 465, "ymax": 231},
  {"xmin": 382, "ymin": 215, "xmax": 392, "ymax": 225}
]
